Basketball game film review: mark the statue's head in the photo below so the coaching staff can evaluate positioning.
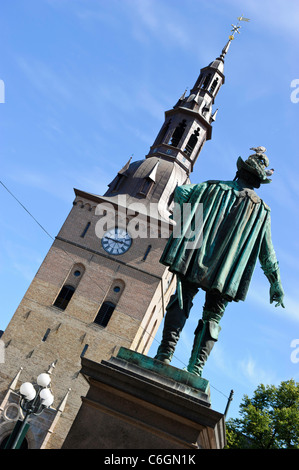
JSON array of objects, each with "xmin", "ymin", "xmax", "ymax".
[{"xmin": 236, "ymin": 147, "xmax": 272, "ymax": 188}]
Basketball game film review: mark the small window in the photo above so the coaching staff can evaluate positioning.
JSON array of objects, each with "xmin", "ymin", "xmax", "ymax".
[
  {"xmin": 111, "ymin": 174, "xmax": 125, "ymax": 193},
  {"xmin": 42, "ymin": 328, "xmax": 51, "ymax": 342},
  {"xmin": 54, "ymin": 285, "xmax": 75, "ymax": 310},
  {"xmin": 94, "ymin": 301, "xmax": 116, "ymax": 327},
  {"xmin": 139, "ymin": 178, "xmax": 153, "ymax": 197},
  {"xmin": 142, "ymin": 245, "xmax": 152, "ymax": 261},
  {"xmin": 80, "ymin": 344, "xmax": 89, "ymax": 358},
  {"xmin": 81, "ymin": 222, "xmax": 91, "ymax": 238}
]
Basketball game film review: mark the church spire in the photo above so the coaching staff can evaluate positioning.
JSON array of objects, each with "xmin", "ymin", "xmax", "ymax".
[
  {"xmin": 219, "ymin": 39, "xmax": 232, "ymax": 60},
  {"xmin": 146, "ymin": 15, "xmax": 250, "ymax": 175},
  {"xmin": 105, "ymin": 17, "xmax": 249, "ymax": 209}
]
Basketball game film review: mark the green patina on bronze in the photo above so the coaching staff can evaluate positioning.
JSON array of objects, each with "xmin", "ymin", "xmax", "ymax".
[
  {"xmin": 162, "ymin": 180, "xmax": 274, "ymax": 304},
  {"xmin": 154, "ymin": 149, "xmax": 285, "ymax": 377},
  {"xmin": 117, "ymin": 346, "xmax": 210, "ymax": 397}
]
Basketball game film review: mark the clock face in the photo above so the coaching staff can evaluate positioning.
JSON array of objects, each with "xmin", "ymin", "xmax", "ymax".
[{"xmin": 101, "ymin": 227, "xmax": 132, "ymax": 255}]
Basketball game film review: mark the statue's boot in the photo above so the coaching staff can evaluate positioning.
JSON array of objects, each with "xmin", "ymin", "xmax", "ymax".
[
  {"xmin": 187, "ymin": 316, "xmax": 221, "ymax": 376},
  {"xmin": 155, "ymin": 292, "xmax": 194, "ymax": 364}
]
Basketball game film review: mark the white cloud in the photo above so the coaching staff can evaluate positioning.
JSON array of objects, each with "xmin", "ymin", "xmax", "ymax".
[
  {"xmin": 248, "ymin": 280, "xmax": 299, "ymax": 324},
  {"xmin": 239, "ymin": 355, "xmax": 276, "ymax": 386},
  {"xmin": 268, "ymin": 176, "xmax": 299, "ymax": 217},
  {"xmin": 3, "ymin": 240, "xmax": 43, "ymax": 281},
  {"xmin": 17, "ymin": 57, "xmax": 72, "ymax": 101},
  {"xmin": 280, "ymin": 296, "xmax": 299, "ymax": 324},
  {"xmin": 126, "ymin": 0, "xmax": 192, "ymax": 49},
  {"xmin": 6, "ymin": 163, "xmax": 112, "ymax": 205}
]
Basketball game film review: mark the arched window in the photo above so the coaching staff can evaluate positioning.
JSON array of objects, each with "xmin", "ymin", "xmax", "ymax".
[
  {"xmin": 54, "ymin": 285, "xmax": 75, "ymax": 310},
  {"xmin": 201, "ymin": 73, "xmax": 212, "ymax": 89},
  {"xmin": 94, "ymin": 301, "xmax": 116, "ymax": 327},
  {"xmin": 169, "ymin": 120, "xmax": 187, "ymax": 147},
  {"xmin": 154, "ymin": 119, "xmax": 171, "ymax": 145},
  {"xmin": 0, "ymin": 434, "xmax": 28, "ymax": 449},
  {"xmin": 184, "ymin": 128, "xmax": 200, "ymax": 156},
  {"xmin": 195, "ymin": 73, "xmax": 203, "ymax": 88},
  {"xmin": 53, "ymin": 264, "xmax": 85, "ymax": 311},
  {"xmin": 209, "ymin": 78, "xmax": 219, "ymax": 94}
]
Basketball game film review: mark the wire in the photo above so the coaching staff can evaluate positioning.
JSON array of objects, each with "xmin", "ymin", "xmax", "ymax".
[
  {"xmin": 1, "ymin": 180, "xmax": 229, "ymax": 400},
  {"xmin": 0, "ymin": 180, "xmax": 55, "ymax": 241},
  {"xmin": 0, "ymin": 180, "xmax": 108, "ymax": 296}
]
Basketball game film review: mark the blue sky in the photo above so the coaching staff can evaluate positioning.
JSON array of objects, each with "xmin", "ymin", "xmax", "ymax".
[{"xmin": 1, "ymin": 0, "xmax": 299, "ymax": 420}]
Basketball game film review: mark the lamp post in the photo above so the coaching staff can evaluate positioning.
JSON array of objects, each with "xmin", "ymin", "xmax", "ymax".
[{"xmin": 5, "ymin": 372, "xmax": 54, "ymax": 449}]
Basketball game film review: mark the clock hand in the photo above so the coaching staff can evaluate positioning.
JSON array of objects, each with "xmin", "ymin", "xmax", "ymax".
[{"xmin": 105, "ymin": 237, "xmax": 125, "ymax": 244}]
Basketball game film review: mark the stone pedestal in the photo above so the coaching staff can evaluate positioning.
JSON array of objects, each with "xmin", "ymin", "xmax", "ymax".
[{"xmin": 62, "ymin": 347, "xmax": 226, "ymax": 449}]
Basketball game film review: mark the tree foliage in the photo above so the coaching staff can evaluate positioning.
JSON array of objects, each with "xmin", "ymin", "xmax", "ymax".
[{"xmin": 225, "ymin": 379, "xmax": 299, "ymax": 449}]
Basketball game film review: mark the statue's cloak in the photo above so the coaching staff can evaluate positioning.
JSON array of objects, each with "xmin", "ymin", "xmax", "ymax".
[{"xmin": 160, "ymin": 180, "xmax": 278, "ymax": 302}]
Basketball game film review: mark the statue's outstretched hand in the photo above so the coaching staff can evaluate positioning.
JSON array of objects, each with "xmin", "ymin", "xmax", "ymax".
[{"xmin": 270, "ymin": 282, "xmax": 285, "ymax": 308}]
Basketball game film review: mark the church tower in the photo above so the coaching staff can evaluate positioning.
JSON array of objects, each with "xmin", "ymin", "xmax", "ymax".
[{"xmin": 0, "ymin": 37, "xmax": 233, "ymax": 449}]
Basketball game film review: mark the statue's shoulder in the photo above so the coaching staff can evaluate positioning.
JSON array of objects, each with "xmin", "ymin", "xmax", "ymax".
[
  {"xmin": 205, "ymin": 180, "xmax": 271, "ymax": 211},
  {"xmin": 206, "ymin": 180, "xmax": 236, "ymax": 190},
  {"xmin": 206, "ymin": 180, "xmax": 221, "ymax": 185},
  {"xmin": 261, "ymin": 200, "xmax": 271, "ymax": 211},
  {"xmin": 183, "ymin": 180, "xmax": 233, "ymax": 189}
]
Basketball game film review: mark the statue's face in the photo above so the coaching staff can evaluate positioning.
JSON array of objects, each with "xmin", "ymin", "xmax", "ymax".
[{"xmin": 246, "ymin": 153, "xmax": 269, "ymax": 181}]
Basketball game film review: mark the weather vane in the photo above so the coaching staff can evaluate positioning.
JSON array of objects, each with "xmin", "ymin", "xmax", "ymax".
[
  {"xmin": 219, "ymin": 14, "xmax": 250, "ymax": 60},
  {"xmin": 229, "ymin": 14, "xmax": 250, "ymax": 40}
]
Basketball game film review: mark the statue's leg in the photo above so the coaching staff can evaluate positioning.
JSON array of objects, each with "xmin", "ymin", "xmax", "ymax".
[
  {"xmin": 187, "ymin": 291, "xmax": 228, "ymax": 376},
  {"xmin": 155, "ymin": 282, "xmax": 198, "ymax": 364}
]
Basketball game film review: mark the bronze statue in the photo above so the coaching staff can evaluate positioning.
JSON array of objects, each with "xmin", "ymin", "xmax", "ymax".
[{"xmin": 155, "ymin": 148, "xmax": 285, "ymax": 376}]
